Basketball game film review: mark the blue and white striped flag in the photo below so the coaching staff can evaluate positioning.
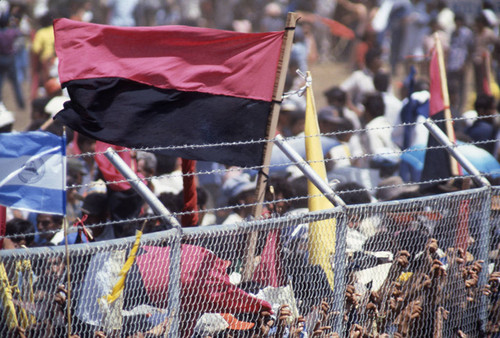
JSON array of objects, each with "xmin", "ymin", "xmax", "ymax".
[{"xmin": 0, "ymin": 131, "xmax": 66, "ymax": 215}]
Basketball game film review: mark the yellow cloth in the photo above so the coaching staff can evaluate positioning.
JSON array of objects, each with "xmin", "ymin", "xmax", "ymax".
[
  {"xmin": 304, "ymin": 72, "xmax": 336, "ymax": 289},
  {"xmin": 13, "ymin": 260, "xmax": 35, "ymax": 327},
  {"xmin": 0, "ymin": 263, "xmax": 18, "ymax": 330},
  {"xmin": 464, "ymin": 78, "xmax": 500, "ymax": 111},
  {"xmin": 101, "ymin": 230, "xmax": 143, "ymax": 305},
  {"xmin": 32, "ymin": 26, "xmax": 55, "ymax": 62}
]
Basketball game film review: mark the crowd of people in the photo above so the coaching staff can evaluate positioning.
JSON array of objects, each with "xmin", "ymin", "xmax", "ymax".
[{"xmin": 1, "ymin": 0, "xmax": 500, "ymax": 337}]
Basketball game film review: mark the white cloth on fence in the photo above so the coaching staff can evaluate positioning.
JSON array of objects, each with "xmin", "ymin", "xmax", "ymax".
[
  {"xmin": 193, "ymin": 313, "xmax": 229, "ymax": 335},
  {"xmin": 255, "ymin": 284, "xmax": 300, "ymax": 320},
  {"xmin": 76, "ymin": 250, "xmax": 126, "ymax": 328},
  {"xmin": 346, "ymin": 227, "xmax": 368, "ymax": 251},
  {"xmin": 222, "ymin": 212, "xmax": 244, "ymax": 225}
]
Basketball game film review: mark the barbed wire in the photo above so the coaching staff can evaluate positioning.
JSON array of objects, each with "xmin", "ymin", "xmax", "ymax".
[
  {"xmin": 5, "ymin": 112, "xmax": 498, "ymax": 241},
  {"xmin": 68, "ymin": 113, "xmax": 499, "ymax": 160},
  {"xmin": 2, "ymin": 173, "xmax": 492, "ymax": 241},
  {"xmin": 66, "ymin": 136, "xmax": 500, "ymax": 191}
]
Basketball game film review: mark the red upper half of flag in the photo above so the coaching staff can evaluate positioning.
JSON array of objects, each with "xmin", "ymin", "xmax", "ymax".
[
  {"xmin": 54, "ymin": 18, "xmax": 284, "ymax": 102},
  {"xmin": 429, "ymin": 48, "xmax": 445, "ymax": 116}
]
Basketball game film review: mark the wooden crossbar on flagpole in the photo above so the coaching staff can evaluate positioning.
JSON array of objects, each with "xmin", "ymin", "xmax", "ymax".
[
  {"xmin": 434, "ymin": 33, "xmax": 460, "ymax": 176},
  {"xmin": 242, "ymin": 12, "xmax": 299, "ymax": 282}
]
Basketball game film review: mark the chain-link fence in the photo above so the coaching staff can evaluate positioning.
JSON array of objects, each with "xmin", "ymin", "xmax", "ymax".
[{"xmin": 0, "ymin": 186, "xmax": 498, "ymax": 337}]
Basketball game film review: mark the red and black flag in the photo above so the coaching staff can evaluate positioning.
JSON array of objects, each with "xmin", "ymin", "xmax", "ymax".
[
  {"xmin": 53, "ymin": 18, "xmax": 284, "ymax": 167},
  {"xmin": 420, "ymin": 44, "xmax": 460, "ymax": 190}
]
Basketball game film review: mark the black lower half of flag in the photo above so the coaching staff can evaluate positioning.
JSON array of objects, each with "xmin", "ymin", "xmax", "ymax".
[
  {"xmin": 420, "ymin": 111, "xmax": 452, "ymax": 192},
  {"xmin": 56, "ymin": 78, "xmax": 272, "ymax": 167}
]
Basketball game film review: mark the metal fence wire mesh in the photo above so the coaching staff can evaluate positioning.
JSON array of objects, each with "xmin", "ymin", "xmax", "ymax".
[
  {"xmin": 340, "ymin": 187, "xmax": 491, "ymax": 338},
  {"xmin": 0, "ymin": 187, "xmax": 499, "ymax": 337}
]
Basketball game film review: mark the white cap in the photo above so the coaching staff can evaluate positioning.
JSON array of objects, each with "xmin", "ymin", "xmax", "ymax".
[
  {"xmin": 45, "ymin": 96, "xmax": 69, "ymax": 117},
  {"xmin": 0, "ymin": 102, "xmax": 14, "ymax": 128}
]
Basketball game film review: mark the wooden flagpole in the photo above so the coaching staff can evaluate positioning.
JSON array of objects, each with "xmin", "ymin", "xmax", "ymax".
[
  {"xmin": 40, "ymin": 117, "xmax": 54, "ymax": 131},
  {"xmin": 242, "ymin": 12, "xmax": 299, "ymax": 282},
  {"xmin": 0, "ymin": 206, "xmax": 5, "ymax": 249},
  {"xmin": 434, "ymin": 33, "xmax": 460, "ymax": 176}
]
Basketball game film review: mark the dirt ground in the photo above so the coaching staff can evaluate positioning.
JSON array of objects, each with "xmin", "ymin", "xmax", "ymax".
[{"xmin": 2, "ymin": 78, "xmax": 31, "ymax": 131}]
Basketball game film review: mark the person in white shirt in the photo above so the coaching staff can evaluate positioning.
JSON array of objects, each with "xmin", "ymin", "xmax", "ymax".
[
  {"xmin": 373, "ymin": 71, "xmax": 403, "ymax": 148},
  {"xmin": 221, "ymin": 173, "xmax": 257, "ymax": 225},
  {"xmin": 317, "ymin": 111, "xmax": 357, "ymax": 169},
  {"xmin": 362, "ymin": 93, "xmax": 401, "ymax": 175},
  {"xmin": 321, "ymin": 87, "xmax": 364, "ymax": 165},
  {"xmin": 340, "ymin": 47, "xmax": 383, "ymax": 114},
  {"xmin": 436, "ymin": 0, "xmax": 455, "ymax": 39},
  {"xmin": 322, "ymin": 86, "xmax": 362, "ymax": 130}
]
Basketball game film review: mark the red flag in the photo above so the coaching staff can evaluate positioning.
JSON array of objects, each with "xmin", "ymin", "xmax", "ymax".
[
  {"xmin": 135, "ymin": 244, "xmax": 272, "ymax": 337},
  {"xmin": 136, "ymin": 245, "xmax": 272, "ymax": 313},
  {"xmin": 483, "ymin": 76, "xmax": 492, "ymax": 96},
  {"xmin": 319, "ymin": 16, "xmax": 355, "ymax": 40},
  {"xmin": 422, "ymin": 46, "xmax": 462, "ymax": 187},
  {"xmin": 252, "ymin": 229, "xmax": 287, "ymax": 287},
  {"xmin": 94, "ymin": 141, "xmax": 143, "ymax": 191},
  {"xmin": 483, "ymin": 51, "xmax": 492, "ymax": 95},
  {"xmin": 181, "ymin": 158, "xmax": 198, "ymax": 227},
  {"xmin": 429, "ymin": 48, "xmax": 445, "ymax": 117},
  {"xmin": 456, "ymin": 200, "xmax": 470, "ymax": 251},
  {"xmin": 53, "ymin": 18, "xmax": 284, "ymax": 167}
]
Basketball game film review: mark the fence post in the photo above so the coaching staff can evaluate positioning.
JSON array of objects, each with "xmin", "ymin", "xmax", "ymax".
[
  {"xmin": 332, "ymin": 213, "xmax": 348, "ymax": 335},
  {"xmin": 423, "ymin": 119, "xmax": 490, "ymax": 188},
  {"xmin": 274, "ymin": 134, "xmax": 348, "ymax": 334},
  {"xmin": 479, "ymin": 188, "xmax": 491, "ymax": 333},
  {"xmin": 273, "ymin": 134, "xmax": 346, "ymax": 207},
  {"xmin": 103, "ymin": 148, "xmax": 182, "ymax": 336}
]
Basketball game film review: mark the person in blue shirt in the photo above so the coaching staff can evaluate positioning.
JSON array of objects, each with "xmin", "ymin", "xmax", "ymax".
[{"xmin": 465, "ymin": 94, "xmax": 498, "ymax": 155}]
